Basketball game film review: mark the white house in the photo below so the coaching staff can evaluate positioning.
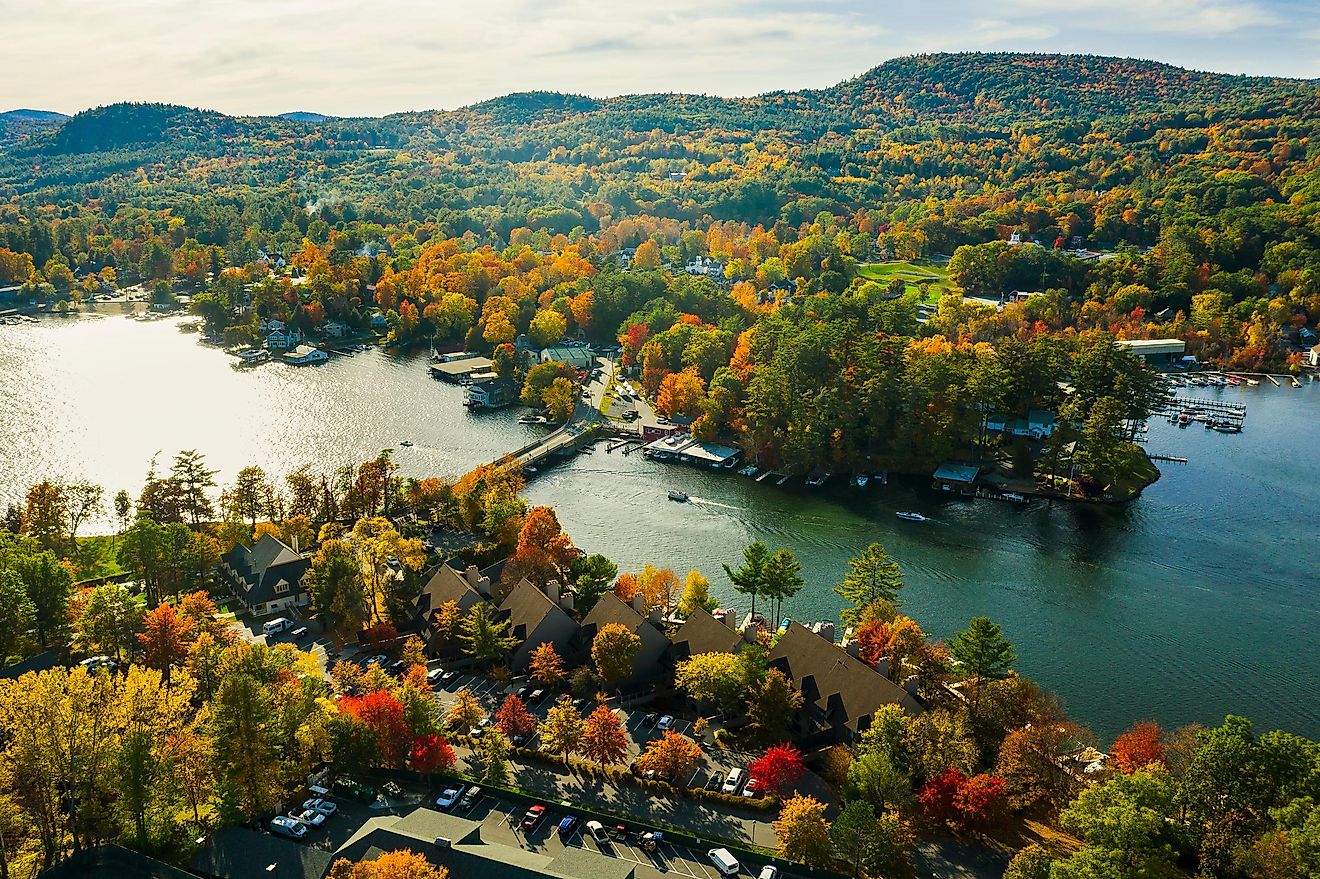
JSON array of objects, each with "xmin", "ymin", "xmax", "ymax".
[
  {"xmin": 683, "ymin": 256, "xmax": 724, "ymax": 277},
  {"xmin": 1310, "ymin": 344, "xmax": 1320, "ymax": 368},
  {"xmin": 282, "ymin": 345, "xmax": 328, "ymax": 365}
]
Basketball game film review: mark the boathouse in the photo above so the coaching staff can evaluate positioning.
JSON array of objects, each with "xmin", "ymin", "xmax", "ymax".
[
  {"xmin": 429, "ymin": 355, "xmax": 494, "ymax": 383},
  {"xmin": 282, "ymin": 345, "xmax": 328, "ymax": 365},
  {"xmin": 642, "ymin": 434, "xmax": 740, "ymax": 469},
  {"xmin": 1116, "ymin": 338, "xmax": 1186, "ymax": 364},
  {"xmin": 932, "ymin": 462, "xmax": 980, "ymax": 492},
  {"xmin": 464, "ymin": 376, "xmax": 516, "ymax": 409}
]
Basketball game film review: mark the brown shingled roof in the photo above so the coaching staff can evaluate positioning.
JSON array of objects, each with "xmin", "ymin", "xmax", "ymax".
[
  {"xmin": 768, "ymin": 621, "xmax": 922, "ymax": 734},
  {"xmin": 670, "ymin": 607, "xmax": 742, "ymax": 659}
]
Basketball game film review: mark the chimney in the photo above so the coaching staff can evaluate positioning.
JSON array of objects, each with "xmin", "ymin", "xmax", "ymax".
[
  {"xmin": 904, "ymin": 675, "xmax": 919, "ymax": 697},
  {"xmin": 648, "ymin": 606, "xmax": 663, "ymax": 625},
  {"xmin": 631, "ymin": 594, "xmax": 646, "ymax": 615},
  {"xmin": 875, "ymin": 657, "xmax": 890, "ymax": 678},
  {"xmin": 559, "ymin": 592, "xmax": 574, "ymax": 612},
  {"xmin": 544, "ymin": 581, "xmax": 560, "ymax": 602},
  {"xmin": 466, "ymin": 565, "xmax": 492, "ymax": 596},
  {"xmin": 713, "ymin": 608, "xmax": 734, "ymax": 629},
  {"xmin": 811, "ymin": 621, "xmax": 835, "ymax": 642},
  {"xmin": 844, "ymin": 639, "xmax": 861, "ymax": 659},
  {"xmin": 740, "ymin": 623, "xmax": 759, "ymax": 644}
]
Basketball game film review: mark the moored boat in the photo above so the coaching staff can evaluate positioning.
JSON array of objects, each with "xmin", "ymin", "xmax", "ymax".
[
  {"xmin": 852, "ymin": 473, "xmax": 869, "ymax": 488},
  {"xmin": 667, "ymin": 489, "xmax": 689, "ymax": 502}
]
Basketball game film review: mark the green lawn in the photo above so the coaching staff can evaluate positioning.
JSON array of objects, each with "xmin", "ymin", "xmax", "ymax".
[{"xmin": 857, "ymin": 260, "xmax": 956, "ymax": 304}]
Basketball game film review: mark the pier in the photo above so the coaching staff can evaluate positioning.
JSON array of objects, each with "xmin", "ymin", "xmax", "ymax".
[{"xmin": 1157, "ymin": 395, "xmax": 1247, "ymax": 419}]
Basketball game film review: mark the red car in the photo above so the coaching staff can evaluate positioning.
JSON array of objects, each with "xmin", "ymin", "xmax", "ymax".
[{"xmin": 521, "ymin": 804, "xmax": 546, "ymax": 830}]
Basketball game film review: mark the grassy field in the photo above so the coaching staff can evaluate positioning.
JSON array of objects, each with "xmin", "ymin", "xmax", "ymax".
[{"xmin": 857, "ymin": 260, "xmax": 956, "ymax": 303}]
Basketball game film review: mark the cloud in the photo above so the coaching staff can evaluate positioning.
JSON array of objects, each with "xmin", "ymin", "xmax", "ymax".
[{"xmin": 0, "ymin": 0, "xmax": 1315, "ymax": 116}]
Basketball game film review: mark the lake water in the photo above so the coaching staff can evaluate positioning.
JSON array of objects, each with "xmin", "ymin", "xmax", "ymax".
[{"xmin": 2, "ymin": 311, "xmax": 1318, "ymax": 742}]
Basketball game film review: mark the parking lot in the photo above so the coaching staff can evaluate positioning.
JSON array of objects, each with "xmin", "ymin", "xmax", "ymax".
[{"xmin": 478, "ymin": 791, "xmax": 792, "ymax": 879}]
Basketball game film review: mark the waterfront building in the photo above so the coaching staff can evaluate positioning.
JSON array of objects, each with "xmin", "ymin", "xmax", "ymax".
[
  {"xmin": 768, "ymin": 621, "xmax": 923, "ymax": 746},
  {"xmin": 429, "ymin": 355, "xmax": 494, "ymax": 382},
  {"xmin": 642, "ymin": 434, "xmax": 740, "ymax": 469},
  {"xmin": 497, "ymin": 579, "xmax": 580, "ymax": 671},
  {"xmin": 667, "ymin": 606, "xmax": 745, "ymax": 662},
  {"xmin": 932, "ymin": 462, "xmax": 981, "ymax": 493},
  {"xmin": 577, "ymin": 592, "xmax": 670, "ymax": 684},
  {"xmin": 414, "ymin": 564, "xmax": 491, "ymax": 655},
  {"xmin": 464, "ymin": 376, "xmax": 517, "ymax": 409},
  {"xmin": 214, "ymin": 534, "xmax": 311, "ymax": 617},
  {"xmin": 282, "ymin": 345, "xmax": 329, "ymax": 365},
  {"xmin": 1116, "ymin": 338, "xmax": 1187, "ymax": 365}
]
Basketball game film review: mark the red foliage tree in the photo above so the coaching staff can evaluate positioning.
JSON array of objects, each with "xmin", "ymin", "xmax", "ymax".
[
  {"xmin": 1111, "ymin": 721, "xmax": 1166, "ymax": 773},
  {"xmin": 853, "ymin": 619, "xmax": 893, "ymax": 668},
  {"xmin": 341, "ymin": 691, "xmax": 410, "ymax": 767},
  {"xmin": 410, "ymin": 734, "xmax": 457, "ymax": 775},
  {"xmin": 361, "ymin": 622, "xmax": 399, "ymax": 652},
  {"xmin": 494, "ymin": 694, "xmax": 538, "ymax": 742},
  {"xmin": 917, "ymin": 767, "xmax": 967, "ymax": 824},
  {"xmin": 749, "ymin": 744, "xmax": 806, "ymax": 796},
  {"xmin": 953, "ymin": 773, "xmax": 1010, "ymax": 831}
]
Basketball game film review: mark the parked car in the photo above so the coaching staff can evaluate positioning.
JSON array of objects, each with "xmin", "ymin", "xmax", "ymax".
[
  {"xmin": 290, "ymin": 807, "xmax": 325, "ymax": 827},
  {"xmin": 269, "ymin": 815, "xmax": 307, "ymax": 839},
  {"xmin": 721, "ymin": 767, "xmax": 746, "ymax": 795},
  {"xmin": 656, "ymin": 715, "xmax": 675, "ymax": 731},
  {"xmin": 557, "ymin": 815, "xmax": 579, "ymax": 837},
  {"xmin": 643, "ymin": 712, "xmax": 657, "ymax": 728},
  {"xmin": 290, "ymin": 626, "xmax": 309, "ymax": 639},
  {"xmin": 521, "ymin": 804, "xmax": 547, "ymax": 830},
  {"xmin": 639, "ymin": 831, "xmax": 662, "ymax": 853},
  {"xmin": 704, "ymin": 771, "xmax": 722, "ymax": 791},
  {"xmin": 426, "ymin": 667, "xmax": 445, "ymax": 686},
  {"xmin": 529, "ymin": 689, "xmax": 545, "ymax": 703},
  {"xmin": 441, "ymin": 670, "xmax": 458, "ymax": 684},
  {"xmin": 742, "ymin": 777, "xmax": 761, "ymax": 798},
  {"xmin": 302, "ymin": 797, "xmax": 337, "ymax": 817},
  {"xmin": 709, "ymin": 848, "xmax": 742, "ymax": 876},
  {"xmin": 435, "ymin": 785, "xmax": 464, "ymax": 810},
  {"xmin": 458, "ymin": 786, "xmax": 482, "ymax": 811},
  {"xmin": 585, "ymin": 820, "xmax": 610, "ymax": 843},
  {"xmin": 262, "ymin": 618, "xmax": 294, "ymax": 636},
  {"xmin": 758, "ymin": 865, "xmax": 780, "ymax": 879},
  {"xmin": 361, "ymin": 654, "xmax": 388, "ymax": 668}
]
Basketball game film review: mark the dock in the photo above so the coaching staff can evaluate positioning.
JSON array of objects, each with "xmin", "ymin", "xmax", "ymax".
[
  {"xmin": 1148, "ymin": 453, "xmax": 1188, "ymax": 464},
  {"xmin": 1158, "ymin": 395, "xmax": 1247, "ymax": 418}
]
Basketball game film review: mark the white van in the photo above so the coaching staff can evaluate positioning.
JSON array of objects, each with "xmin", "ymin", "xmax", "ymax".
[
  {"xmin": 262, "ymin": 618, "xmax": 293, "ymax": 636},
  {"xmin": 721, "ymin": 767, "xmax": 746, "ymax": 795},
  {"xmin": 708, "ymin": 848, "xmax": 741, "ymax": 876}
]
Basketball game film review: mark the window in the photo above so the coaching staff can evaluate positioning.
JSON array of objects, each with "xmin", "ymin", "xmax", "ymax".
[{"xmin": 275, "ymin": 580, "xmax": 288, "ymax": 594}]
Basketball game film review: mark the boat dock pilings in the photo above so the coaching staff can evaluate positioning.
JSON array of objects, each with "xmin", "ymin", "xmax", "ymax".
[
  {"xmin": 1159, "ymin": 395, "xmax": 1247, "ymax": 420},
  {"xmin": 1148, "ymin": 453, "xmax": 1189, "ymax": 464}
]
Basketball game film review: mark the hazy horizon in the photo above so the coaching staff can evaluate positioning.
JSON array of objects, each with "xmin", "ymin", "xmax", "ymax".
[{"xmin": 3, "ymin": 0, "xmax": 1318, "ymax": 118}]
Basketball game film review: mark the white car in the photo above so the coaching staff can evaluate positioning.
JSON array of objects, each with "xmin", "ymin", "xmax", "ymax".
[
  {"xmin": 435, "ymin": 786, "xmax": 464, "ymax": 809},
  {"xmin": 742, "ymin": 777, "xmax": 761, "ymax": 798},
  {"xmin": 709, "ymin": 848, "xmax": 741, "ymax": 876},
  {"xmin": 758, "ymin": 866, "xmax": 780, "ymax": 879},
  {"xmin": 291, "ymin": 807, "xmax": 326, "ymax": 827},
  {"xmin": 303, "ymin": 797, "xmax": 337, "ymax": 817},
  {"xmin": 270, "ymin": 815, "xmax": 307, "ymax": 839},
  {"xmin": 656, "ymin": 715, "xmax": 675, "ymax": 731}
]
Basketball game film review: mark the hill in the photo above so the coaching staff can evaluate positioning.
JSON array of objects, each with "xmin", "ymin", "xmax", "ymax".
[
  {"xmin": 277, "ymin": 111, "xmax": 339, "ymax": 122},
  {"xmin": 0, "ymin": 109, "xmax": 69, "ymax": 123}
]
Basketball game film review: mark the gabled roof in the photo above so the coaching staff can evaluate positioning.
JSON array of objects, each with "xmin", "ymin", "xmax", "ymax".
[
  {"xmin": 498, "ymin": 579, "xmax": 576, "ymax": 643},
  {"xmin": 670, "ymin": 607, "xmax": 742, "ymax": 659},
  {"xmin": 768, "ymin": 622, "xmax": 921, "ymax": 734},
  {"xmin": 581, "ymin": 591, "xmax": 647, "ymax": 635},
  {"xmin": 191, "ymin": 826, "xmax": 332, "ymax": 879},
  {"xmin": 416, "ymin": 564, "xmax": 485, "ymax": 619},
  {"xmin": 216, "ymin": 533, "xmax": 309, "ymax": 606}
]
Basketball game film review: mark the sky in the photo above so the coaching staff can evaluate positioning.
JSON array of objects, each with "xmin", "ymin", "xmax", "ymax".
[{"xmin": 3, "ymin": 0, "xmax": 1318, "ymax": 118}]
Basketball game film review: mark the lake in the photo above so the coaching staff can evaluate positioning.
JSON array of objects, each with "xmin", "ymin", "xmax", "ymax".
[{"xmin": 2, "ymin": 310, "xmax": 1317, "ymax": 742}]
